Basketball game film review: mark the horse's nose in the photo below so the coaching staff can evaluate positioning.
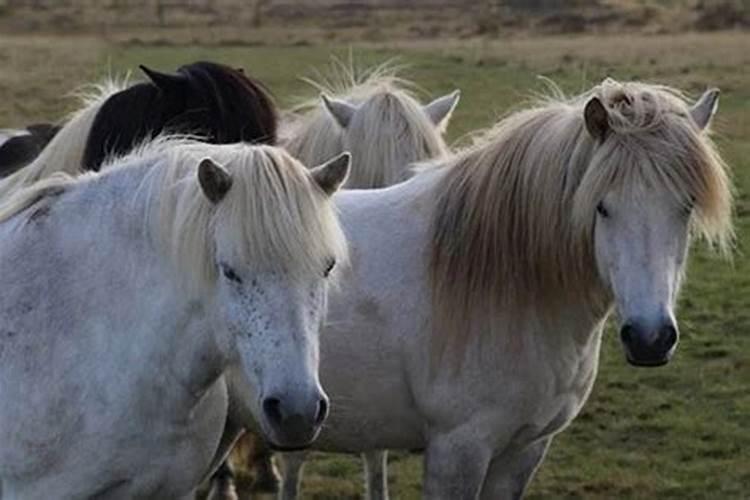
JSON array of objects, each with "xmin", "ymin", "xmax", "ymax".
[
  {"xmin": 262, "ymin": 392, "xmax": 328, "ymax": 449},
  {"xmin": 620, "ymin": 318, "xmax": 678, "ymax": 367}
]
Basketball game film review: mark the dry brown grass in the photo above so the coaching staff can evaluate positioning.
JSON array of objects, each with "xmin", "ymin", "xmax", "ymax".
[{"xmin": 0, "ymin": 35, "xmax": 106, "ymax": 127}]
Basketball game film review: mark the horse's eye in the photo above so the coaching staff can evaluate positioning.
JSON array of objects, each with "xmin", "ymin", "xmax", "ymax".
[
  {"xmin": 596, "ymin": 202, "xmax": 609, "ymax": 218},
  {"xmin": 323, "ymin": 258, "xmax": 336, "ymax": 278},
  {"xmin": 221, "ymin": 264, "xmax": 242, "ymax": 283}
]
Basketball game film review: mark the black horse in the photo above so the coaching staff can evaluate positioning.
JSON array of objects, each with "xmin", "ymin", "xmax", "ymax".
[
  {"xmin": 0, "ymin": 61, "xmax": 278, "ymax": 178},
  {"xmin": 83, "ymin": 61, "xmax": 278, "ymax": 170}
]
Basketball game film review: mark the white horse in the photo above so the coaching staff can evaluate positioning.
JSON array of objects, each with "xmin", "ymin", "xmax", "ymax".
[
  {"xmin": 282, "ymin": 61, "xmax": 459, "ymax": 188},
  {"xmin": 213, "ymin": 63, "xmax": 461, "ymax": 500},
  {"xmin": 273, "ymin": 79, "xmax": 732, "ymax": 499},
  {"xmin": 0, "ymin": 140, "xmax": 350, "ymax": 499}
]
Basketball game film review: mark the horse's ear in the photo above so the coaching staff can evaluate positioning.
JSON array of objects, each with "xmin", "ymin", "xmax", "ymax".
[
  {"xmin": 424, "ymin": 90, "xmax": 461, "ymax": 127},
  {"xmin": 139, "ymin": 65, "xmax": 186, "ymax": 93},
  {"xmin": 321, "ymin": 94, "xmax": 357, "ymax": 129},
  {"xmin": 311, "ymin": 152, "xmax": 351, "ymax": 196},
  {"xmin": 690, "ymin": 88, "xmax": 720, "ymax": 131},
  {"xmin": 198, "ymin": 158, "xmax": 233, "ymax": 203},
  {"xmin": 584, "ymin": 97, "xmax": 610, "ymax": 142}
]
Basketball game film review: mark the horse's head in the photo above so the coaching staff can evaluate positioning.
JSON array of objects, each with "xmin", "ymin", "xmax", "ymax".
[
  {"xmin": 141, "ymin": 62, "xmax": 278, "ymax": 145},
  {"xmin": 192, "ymin": 147, "xmax": 349, "ymax": 449},
  {"xmin": 578, "ymin": 83, "xmax": 732, "ymax": 367},
  {"xmin": 320, "ymin": 87, "xmax": 458, "ymax": 187},
  {"xmin": 83, "ymin": 62, "xmax": 278, "ymax": 171}
]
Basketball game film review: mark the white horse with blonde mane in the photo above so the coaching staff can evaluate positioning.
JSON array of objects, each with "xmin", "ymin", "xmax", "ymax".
[
  {"xmin": 282, "ymin": 62, "xmax": 460, "ymax": 188},
  {"xmin": 260, "ymin": 79, "xmax": 731, "ymax": 499},
  {"xmin": 210, "ymin": 63, "xmax": 461, "ymax": 500},
  {"xmin": 0, "ymin": 140, "xmax": 351, "ymax": 498}
]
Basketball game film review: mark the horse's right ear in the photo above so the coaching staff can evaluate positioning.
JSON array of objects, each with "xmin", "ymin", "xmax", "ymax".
[
  {"xmin": 321, "ymin": 94, "xmax": 357, "ymax": 129},
  {"xmin": 198, "ymin": 158, "xmax": 233, "ymax": 203},
  {"xmin": 584, "ymin": 97, "xmax": 610, "ymax": 142},
  {"xmin": 424, "ymin": 90, "xmax": 461, "ymax": 127},
  {"xmin": 690, "ymin": 88, "xmax": 720, "ymax": 131},
  {"xmin": 140, "ymin": 65, "xmax": 186, "ymax": 93},
  {"xmin": 311, "ymin": 152, "xmax": 351, "ymax": 196}
]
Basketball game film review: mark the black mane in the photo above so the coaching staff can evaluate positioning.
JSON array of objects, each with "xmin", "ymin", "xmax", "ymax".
[{"xmin": 82, "ymin": 61, "xmax": 278, "ymax": 171}]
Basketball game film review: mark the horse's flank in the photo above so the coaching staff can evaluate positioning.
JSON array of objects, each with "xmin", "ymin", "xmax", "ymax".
[
  {"xmin": 0, "ymin": 79, "xmax": 126, "ymax": 200},
  {"xmin": 428, "ymin": 78, "xmax": 733, "ymax": 358}
]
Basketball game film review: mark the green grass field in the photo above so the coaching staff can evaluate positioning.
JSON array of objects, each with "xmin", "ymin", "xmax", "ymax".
[{"xmin": 1, "ymin": 31, "xmax": 748, "ymax": 499}]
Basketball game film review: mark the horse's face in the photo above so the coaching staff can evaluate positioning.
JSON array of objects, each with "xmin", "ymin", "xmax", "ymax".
[
  {"xmin": 214, "ymin": 261, "xmax": 331, "ymax": 449},
  {"xmin": 199, "ymin": 154, "xmax": 349, "ymax": 450},
  {"xmin": 593, "ymin": 186, "xmax": 689, "ymax": 367},
  {"xmin": 585, "ymin": 91, "xmax": 720, "ymax": 367}
]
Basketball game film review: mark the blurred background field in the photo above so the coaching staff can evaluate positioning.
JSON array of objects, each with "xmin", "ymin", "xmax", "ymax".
[{"xmin": 0, "ymin": 1, "xmax": 748, "ymax": 498}]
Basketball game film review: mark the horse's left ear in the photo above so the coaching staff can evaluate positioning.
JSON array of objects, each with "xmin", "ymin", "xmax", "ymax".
[
  {"xmin": 198, "ymin": 158, "xmax": 233, "ymax": 203},
  {"xmin": 311, "ymin": 152, "xmax": 351, "ymax": 196},
  {"xmin": 690, "ymin": 88, "xmax": 720, "ymax": 131},
  {"xmin": 424, "ymin": 90, "xmax": 461, "ymax": 127},
  {"xmin": 584, "ymin": 97, "xmax": 610, "ymax": 142},
  {"xmin": 140, "ymin": 65, "xmax": 186, "ymax": 93}
]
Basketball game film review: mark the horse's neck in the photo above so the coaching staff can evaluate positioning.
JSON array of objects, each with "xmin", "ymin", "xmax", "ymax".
[
  {"xmin": 333, "ymin": 167, "xmax": 608, "ymax": 362},
  {"xmin": 65, "ymin": 163, "xmax": 227, "ymax": 396}
]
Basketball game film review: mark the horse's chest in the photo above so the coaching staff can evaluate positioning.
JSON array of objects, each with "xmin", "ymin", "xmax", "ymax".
[{"xmin": 533, "ymin": 344, "xmax": 600, "ymax": 439}]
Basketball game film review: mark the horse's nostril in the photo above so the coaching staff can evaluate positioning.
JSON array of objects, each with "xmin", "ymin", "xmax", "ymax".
[
  {"xmin": 262, "ymin": 397, "xmax": 283, "ymax": 426},
  {"xmin": 620, "ymin": 323, "xmax": 634, "ymax": 345},
  {"xmin": 315, "ymin": 398, "xmax": 329, "ymax": 426},
  {"xmin": 659, "ymin": 324, "xmax": 678, "ymax": 350}
]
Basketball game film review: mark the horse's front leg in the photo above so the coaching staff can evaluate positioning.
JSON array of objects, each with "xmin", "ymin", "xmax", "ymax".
[
  {"xmin": 479, "ymin": 437, "xmax": 552, "ymax": 500},
  {"xmin": 362, "ymin": 449, "xmax": 389, "ymax": 500},
  {"xmin": 205, "ymin": 461, "xmax": 239, "ymax": 500},
  {"xmin": 244, "ymin": 434, "xmax": 280, "ymax": 494},
  {"xmin": 423, "ymin": 430, "xmax": 493, "ymax": 500},
  {"xmin": 277, "ymin": 450, "xmax": 308, "ymax": 500}
]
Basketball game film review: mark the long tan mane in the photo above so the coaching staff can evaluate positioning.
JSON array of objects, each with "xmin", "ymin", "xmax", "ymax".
[
  {"xmin": 428, "ymin": 78, "xmax": 733, "ymax": 356},
  {"xmin": 0, "ymin": 78, "xmax": 127, "ymax": 200},
  {"xmin": 282, "ymin": 60, "xmax": 449, "ymax": 188}
]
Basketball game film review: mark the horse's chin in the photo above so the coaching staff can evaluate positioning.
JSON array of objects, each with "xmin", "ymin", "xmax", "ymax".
[{"xmin": 625, "ymin": 356, "xmax": 670, "ymax": 367}]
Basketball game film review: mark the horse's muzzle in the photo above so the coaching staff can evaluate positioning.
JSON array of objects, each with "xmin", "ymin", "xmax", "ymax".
[
  {"xmin": 261, "ymin": 393, "xmax": 328, "ymax": 448},
  {"xmin": 620, "ymin": 319, "xmax": 678, "ymax": 367}
]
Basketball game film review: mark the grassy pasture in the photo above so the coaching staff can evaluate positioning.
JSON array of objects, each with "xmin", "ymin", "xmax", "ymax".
[{"xmin": 0, "ymin": 31, "xmax": 748, "ymax": 499}]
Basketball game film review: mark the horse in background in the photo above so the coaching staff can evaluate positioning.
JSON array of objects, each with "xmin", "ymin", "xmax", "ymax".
[
  {"xmin": 0, "ymin": 139, "xmax": 350, "ymax": 498},
  {"xmin": 0, "ymin": 124, "xmax": 60, "ymax": 177},
  {"xmin": 282, "ymin": 60, "xmax": 459, "ymax": 188},
  {"xmin": 259, "ymin": 80, "xmax": 730, "ymax": 500},
  {"xmin": 0, "ymin": 61, "xmax": 277, "ymax": 199},
  {"xmin": 213, "ymin": 60, "xmax": 461, "ymax": 500}
]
